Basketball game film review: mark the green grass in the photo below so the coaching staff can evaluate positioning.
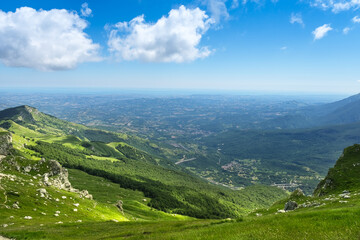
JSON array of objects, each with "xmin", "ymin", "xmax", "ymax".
[
  {"xmin": 2, "ymin": 192, "xmax": 360, "ymax": 239},
  {"xmin": 314, "ymin": 144, "xmax": 360, "ymax": 196},
  {"xmin": 68, "ymin": 169, "xmax": 192, "ymax": 221}
]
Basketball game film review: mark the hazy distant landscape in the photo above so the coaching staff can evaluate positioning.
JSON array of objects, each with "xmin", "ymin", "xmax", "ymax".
[{"xmin": 1, "ymin": 92, "xmax": 359, "ymax": 194}]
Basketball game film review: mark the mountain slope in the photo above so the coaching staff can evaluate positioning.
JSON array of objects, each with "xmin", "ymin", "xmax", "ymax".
[
  {"xmin": 2, "ymin": 142, "xmax": 360, "ymax": 239},
  {"xmin": 0, "ymin": 106, "xmax": 287, "ymax": 219},
  {"xmin": 261, "ymin": 93, "xmax": 360, "ymax": 129},
  {"xmin": 314, "ymin": 144, "xmax": 360, "ymax": 196}
]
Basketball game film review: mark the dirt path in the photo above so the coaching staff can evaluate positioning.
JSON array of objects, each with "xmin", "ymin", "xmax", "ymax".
[{"xmin": 175, "ymin": 155, "xmax": 196, "ymax": 165}]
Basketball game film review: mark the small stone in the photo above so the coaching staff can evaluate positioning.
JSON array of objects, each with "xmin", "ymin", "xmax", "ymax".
[
  {"xmin": 54, "ymin": 214, "xmax": 59, "ymax": 217},
  {"xmin": 24, "ymin": 216, "xmax": 32, "ymax": 220},
  {"xmin": 37, "ymin": 188, "xmax": 48, "ymax": 198},
  {"xmin": 61, "ymin": 196, "xmax": 67, "ymax": 199},
  {"xmin": 73, "ymin": 209, "xmax": 78, "ymax": 212},
  {"xmin": 12, "ymin": 203, "xmax": 20, "ymax": 209},
  {"xmin": 73, "ymin": 203, "xmax": 80, "ymax": 207}
]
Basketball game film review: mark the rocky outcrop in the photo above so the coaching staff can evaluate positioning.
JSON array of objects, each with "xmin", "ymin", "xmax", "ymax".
[
  {"xmin": 0, "ymin": 132, "xmax": 12, "ymax": 157},
  {"xmin": 43, "ymin": 160, "xmax": 72, "ymax": 191},
  {"xmin": 284, "ymin": 201, "xmax": 298, "ymax": 211},
  {"xmin": 39, "ymin": 159, "xmax": 93, "ymax": 199}
]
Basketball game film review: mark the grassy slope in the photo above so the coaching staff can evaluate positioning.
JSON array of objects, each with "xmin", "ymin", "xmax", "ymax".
[
  {"xmin": 2, "ymin": 190, "xmax": 359, "ymax": 239},
  {"xmin": 314, "ymin": 144, "xmax": 360, "ymax": 196},
  {"xmin": 0, "ymin": 106, "xmax": 287, "ymax": 219}
]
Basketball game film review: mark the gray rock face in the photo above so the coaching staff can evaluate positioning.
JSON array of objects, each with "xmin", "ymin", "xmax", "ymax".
[
  {"xmin": 284, "ymin": 201, "xmax": 298, "ymax": 211},
  {"xmin": 0, "ymin": 133, "xmax": 12, "ymax": 156},
  {"xmin": 43, "ymin": 160, "xmax": 72, "ymax": 191}
]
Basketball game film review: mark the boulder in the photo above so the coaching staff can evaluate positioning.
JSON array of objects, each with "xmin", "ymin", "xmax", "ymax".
[
  {"xmin": 12, "ymin": 202, "xmax": 20, "ymax": 209},
  {"xmin": 23, "ymin": 165, "xmax": 32, "ymax": 173},
  {"xmin": 37, "ymin": 188, "xmax": 48, "ymax": 198},
  {"xmin": 284, "ymin": 201, "xmax": 298, "ymax": 211},
  {"xmin": 79, "ymin": 190, "xmax": 93, "ymax": 200}
]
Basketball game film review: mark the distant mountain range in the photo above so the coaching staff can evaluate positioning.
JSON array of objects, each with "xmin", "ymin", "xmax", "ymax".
[{"xmin": 263, "ymin": 93, "xmax": 360, "ymax": 129}]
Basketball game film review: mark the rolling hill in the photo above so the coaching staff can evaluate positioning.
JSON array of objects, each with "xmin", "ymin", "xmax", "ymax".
[
  {"xmin": 0, "ymin": 106, "xmax": 287, "ymax": 221},
  {"xmin": 1, "ymin": 129, "xmax": 360, "ymax": 239}
]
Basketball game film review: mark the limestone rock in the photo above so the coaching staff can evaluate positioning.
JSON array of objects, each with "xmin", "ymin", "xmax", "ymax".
[
  {"xmin": 79, "ymin": 190, "xmax": 93, "ymax": 200},
  {"xmin": 0, "ymin": 132, "xmax": 12, "ymax": 156},
  {"xmin": 42, "ymin": 160, "xmax": 73, "ymax": 191},
  {"xmin": 37, "ymin": 188, "xmax": 48, "ymax": 198}
]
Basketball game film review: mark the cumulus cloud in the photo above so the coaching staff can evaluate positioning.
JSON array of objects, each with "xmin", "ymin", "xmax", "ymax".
[
  {"xmin": 107, "ymin": 5, "xmax": 214, "ymax": 63},
  {"xmin": 312, "ymin": 24, "xmax": 333, "ymax": 40},
  {"xmin": 290, "ymin": 13, "xmax": 304, "ymax": 27},
  {"xmin": 310, "ymin": 0, "xmax": 360, "ymax": 13},
  {"xmin": 0, "ymin": 7, "xmax": 100, "ymax": 71},
  {"xmin": 353, "ymin": 15, "xmax": 360, "ymax": 23},
  {"xmin": 81, "ymin": 2, "xmax": 92, "ymax": 17}
]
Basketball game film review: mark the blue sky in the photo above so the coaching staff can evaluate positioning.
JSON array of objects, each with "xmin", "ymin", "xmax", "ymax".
[{"xmin": 0, "ymin": 0, "xmax": 360, "ymax": 94}]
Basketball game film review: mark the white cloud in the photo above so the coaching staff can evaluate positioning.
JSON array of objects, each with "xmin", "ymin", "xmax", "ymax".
[
  {"xmin": 343, "ymin": 27, "xmax": 351, "ymax": 34},
  {"xmin": 108, "ymin": 6, "xmax": 213, "ymax": 63},
  {"xmin": 281, "ymin": 46, "xmax": 287, "ymax": 50},
  {"xmin": 310, "ymin": 0, "xmax": 360, "ymax": 13},
  {"xmin": 204, "ymin": 0, "xmax": 230, "ymax": 23},
  {"xmin": 312, "ymin": 24, "xmax": 333, "ymax": 40},
  {"xmin": 0, "ymin": 7, "xmax": 100, "ymax": 71},
  {"xmin": 352, "ymin": 15, "xmax": 360, "ymax": 23},
  {"xmin": 81, "ymin": 2, "xmax": 92, "ymax": 17},
  {"xmin": 290, "ymin": 13, "xmax": 304, "ymax": 27}
]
